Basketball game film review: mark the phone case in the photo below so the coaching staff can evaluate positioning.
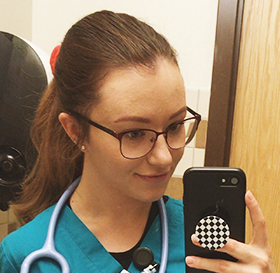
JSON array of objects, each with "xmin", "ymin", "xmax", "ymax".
[{"xmin": 183, "ymin": 167, "xmax": 246, "ymax": 273}]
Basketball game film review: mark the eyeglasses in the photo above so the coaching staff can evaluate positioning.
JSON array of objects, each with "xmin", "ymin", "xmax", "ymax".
[{"xmin": 72, "ymin": 107, "xmax": 201, "ymax": 159}]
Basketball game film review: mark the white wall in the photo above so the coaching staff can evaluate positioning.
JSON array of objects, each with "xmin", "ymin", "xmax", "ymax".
[
  {"xmin": 0, "ymin": 0, "xmax": 32, "ymax": 40},
  {"xmin": 31, "ymin": 0, "xmax": 218, "ymax": 90}
]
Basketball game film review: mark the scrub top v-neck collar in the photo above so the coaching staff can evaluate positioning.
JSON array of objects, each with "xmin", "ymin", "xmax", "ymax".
[{"xmin": 57, "ymin": 203, "xmax": 163, "ymax": 272}]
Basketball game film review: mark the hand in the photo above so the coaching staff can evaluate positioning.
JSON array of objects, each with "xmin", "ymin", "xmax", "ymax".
[{"xmin": 186, "ymin": 191, "xmax": 276, "ymax": 273}]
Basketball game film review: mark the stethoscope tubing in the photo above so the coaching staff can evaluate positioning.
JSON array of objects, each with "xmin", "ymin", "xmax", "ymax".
[
  {"xmin": 20, "ymin": 177, "xmax": 80, "ymax": 273},
  {"xmin": 20, "ymin": 176, "xmax": 168, "ymax": 273},
  {"xmin": 158, "ymin": 197, "xmax": 168, "ymax": 273}
]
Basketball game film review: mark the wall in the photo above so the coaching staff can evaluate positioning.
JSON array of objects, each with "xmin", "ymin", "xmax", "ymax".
[
  {"xmin": 32, "ymin": 0, "xmax": 218, "ymax": 89},
  {"xmin": 230, "ymin": 0, "xmax": 280, "ymax": 271},
  {"xmin": 0, "ymin": 0, "xmax": 32, "ymax": 40}
]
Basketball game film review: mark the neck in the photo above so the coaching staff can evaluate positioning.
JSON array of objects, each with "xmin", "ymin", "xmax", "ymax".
[
  {"xmin": 69, "ymin": 175, "xmax": 153, "ymax": 252},
  {"xmin": 70, "ymin": 176, "xmax": 152, "ymax": 218}
]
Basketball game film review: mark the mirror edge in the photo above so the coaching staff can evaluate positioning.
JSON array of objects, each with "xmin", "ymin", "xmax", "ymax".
[{"xmin": 205, "ymin": 0, "xmax": 245, "ymax": 167}]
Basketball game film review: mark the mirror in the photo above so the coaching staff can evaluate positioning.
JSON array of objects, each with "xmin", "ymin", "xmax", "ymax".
[
  {"xmin": 0, "ymin": 0, "xmax": 245, "ymax": 238},
  {"xmin": 0, "ymin": 0, "xmax": 244, "ymax": 202},
  {"xmin": 28, "ymin": 0, "xmax": 220, "ymax": 176}
]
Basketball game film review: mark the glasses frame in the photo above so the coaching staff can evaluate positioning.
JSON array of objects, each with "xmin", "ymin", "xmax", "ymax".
[{"xmin": 71, "ymin": 107, "xmax": 201, "ymax": 159}]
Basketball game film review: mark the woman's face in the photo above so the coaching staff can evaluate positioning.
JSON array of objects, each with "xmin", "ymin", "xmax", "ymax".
[{"xmin": 83, "ymin": 58, "xmax": 186, "ymax": 203}]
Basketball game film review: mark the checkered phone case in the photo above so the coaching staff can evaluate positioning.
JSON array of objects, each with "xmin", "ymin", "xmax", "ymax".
[{"xmin": 195, "ymin": 215, "xmax": 230, "ymax": 250}]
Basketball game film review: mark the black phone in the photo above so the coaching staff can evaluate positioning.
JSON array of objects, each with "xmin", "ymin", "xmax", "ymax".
[{"xmin": 183, "ymin": 167, "xmax": 246, "ymax": 273}]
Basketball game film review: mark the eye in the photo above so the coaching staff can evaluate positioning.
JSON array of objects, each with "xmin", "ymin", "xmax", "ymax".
[
  {"xmin": 168, "ymin": 121, "xmax": 184, "ymax": 132},
  {"xmin": 125, "ymin": 130, "xmax": 146, "ymax": 140}
]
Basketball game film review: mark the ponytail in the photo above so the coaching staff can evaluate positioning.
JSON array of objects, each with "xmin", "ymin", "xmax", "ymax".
[{"xmin": 14, "ymin": 81, "xmax": 83, "ymax": 225}]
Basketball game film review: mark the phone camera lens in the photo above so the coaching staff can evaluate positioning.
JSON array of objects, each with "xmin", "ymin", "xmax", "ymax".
[{"xmin": 231, "ymin": 177, "xmax": 239, "ymax": 185}]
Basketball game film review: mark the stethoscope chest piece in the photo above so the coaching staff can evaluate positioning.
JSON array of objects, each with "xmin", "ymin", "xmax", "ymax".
[
  {"xmin": 133, "ymin": 247, "xmax": 154, "ymax": 269},
  {"xmin": 133, "ymin": 247, "xmax": 159, "ymax": 273}
]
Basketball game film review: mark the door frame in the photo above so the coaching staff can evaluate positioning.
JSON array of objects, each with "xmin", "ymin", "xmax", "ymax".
[{"xmin": 204, "ymin": 0, "xmax": 245, "ymax": 166}]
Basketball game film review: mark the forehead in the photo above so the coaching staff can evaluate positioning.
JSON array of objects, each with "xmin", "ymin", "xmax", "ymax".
[{"xmin": 92, "ymin": 59, "xmax": 186, "ymax": 121}]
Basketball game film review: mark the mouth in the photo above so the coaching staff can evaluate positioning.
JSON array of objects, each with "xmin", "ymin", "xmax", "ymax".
[{"xmin": 135, "ymin": 172, "xmax": 170, "ymax": 183}]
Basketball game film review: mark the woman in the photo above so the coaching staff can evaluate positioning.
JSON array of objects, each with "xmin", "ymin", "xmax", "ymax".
[{"xmin": 0, "ymin": 10, "xmax": 275, "ymax": 273}]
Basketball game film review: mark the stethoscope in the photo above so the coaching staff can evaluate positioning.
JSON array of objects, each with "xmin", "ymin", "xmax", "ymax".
[{"xmin": 20, "ymin": 176, "xmax": 169, "ymax": 273}]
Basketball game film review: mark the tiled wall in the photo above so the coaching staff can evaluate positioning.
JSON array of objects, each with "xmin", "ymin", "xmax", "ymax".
[
  {"xmin": 173, "ymin": 88, "xmax": 210, "ymax": 177},
  {"xmin": 0, "ymin": 209, "xmax": 18, "ymax": 242}
]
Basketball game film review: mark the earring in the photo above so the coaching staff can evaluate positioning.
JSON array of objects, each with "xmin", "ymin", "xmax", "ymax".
[{"xmin": 81, "ymin": 145, "xmax": 85, "ymax": 151}]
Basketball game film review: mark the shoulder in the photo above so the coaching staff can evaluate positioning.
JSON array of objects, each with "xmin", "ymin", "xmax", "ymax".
[
  {"xmin": 165, "ymin": 196, "xmax": 183, "ymax": 221},
  {"xmin": 165, "ymin": 196, "xmax": 183, "ymax": 208},
  {"xmin": 4, "ymin": 205, "xmax": 54, "ymax": 245},
  {"xmin": 0, "ymin": 205, "xmax": 55, "ymax": 271},
  {"xmin": 165, "ymin": 196, "xmax": 184, "ymax": 227}
]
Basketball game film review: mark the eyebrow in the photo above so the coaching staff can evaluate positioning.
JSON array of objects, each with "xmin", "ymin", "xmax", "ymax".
[
  {"xmin": 169, "ymin": 106, "xmax": 188, "ymax": 120},
  {"xmin": 114, "ymin": 116, "xmax": 150, "ymax": 124},
  {"xmin": 114, "ymin": 106, "xmax": 187, "ymax": 124}
]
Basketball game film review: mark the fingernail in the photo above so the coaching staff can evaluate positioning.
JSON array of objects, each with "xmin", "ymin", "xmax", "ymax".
[
  {"xmin": 191, "ymin": 233, "xmax": 198, "ymax": 242},
  {"xmin": 186, "ymin": 256, "xmax": 194, "ymax": 265},
  {"xmin": 247, "ymin": 190, "xmax": 254, "ymax": 202}
]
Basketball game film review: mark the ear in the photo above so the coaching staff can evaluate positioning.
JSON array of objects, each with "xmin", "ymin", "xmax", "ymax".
[{"xmin": 58, "ymin": 112, "xmax": 79, "ymax": 143}]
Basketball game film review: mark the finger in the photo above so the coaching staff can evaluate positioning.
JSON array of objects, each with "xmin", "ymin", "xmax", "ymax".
[
  {"xmin": 219, "ymin": 239, "xmax": 276, "ymax": 273},
  {"xmin": 186, "ymin": 255, "xmax": 243, "ymax": 273},
  {"xmin": 245, "ymin": 190, "xmax": 269, "ymax": 247},
  {"xmin": 217, "ymin": 238, "xmax": 253, "ymax": 262},
  {"xmin": 191, "ymin": 234, "xmax": 252, "ymax": 263},
  {"xmin": 190, "ymin": 233, "xmax": 200, "ymax": 246}
]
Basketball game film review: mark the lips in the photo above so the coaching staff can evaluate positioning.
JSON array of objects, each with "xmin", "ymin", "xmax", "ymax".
[{"xmin": 135, "ymin": 172, "xmax": 169, "ymax": 183}]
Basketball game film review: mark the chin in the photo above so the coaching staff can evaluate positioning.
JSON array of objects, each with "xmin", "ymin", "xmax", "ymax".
[{"xmin": 140, "ymin": 186, "xmax": 167, "ymax": 203}]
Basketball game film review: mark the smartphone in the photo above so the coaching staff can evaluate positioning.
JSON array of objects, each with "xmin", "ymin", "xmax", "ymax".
[{"xmin": 183, "ymin": 167, "xmax": 246, "ymax": 273}]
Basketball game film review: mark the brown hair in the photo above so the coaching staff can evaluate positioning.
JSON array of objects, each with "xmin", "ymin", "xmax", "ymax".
[{"xmin": 14, "ymin": 10, "xmax": 178, "ymax": 225}]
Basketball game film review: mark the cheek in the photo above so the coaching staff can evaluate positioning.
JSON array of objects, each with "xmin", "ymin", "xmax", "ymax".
[
  {"xmin": 173, "ymin": 148, "xmax": 184, "ymax": 166},
  {"xmin": 87, "ymin": 128, "xmax": 120, "ymax": 154},
  {"xmin": 86, "ymin": 130, "xmax": 135, "ymax": 172}
]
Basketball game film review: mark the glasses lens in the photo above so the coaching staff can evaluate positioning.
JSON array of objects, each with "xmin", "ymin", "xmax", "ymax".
[
  {"xmin": 167, "ymin": 119, "xmax": 197, "ymax": 149},
  {"xmin": 119, "ymin": 118, "xmax": 199, "ymax": 159},
  {"xmin": 120, "ymin": 130, "xmax": 157, "ymax": 159}
]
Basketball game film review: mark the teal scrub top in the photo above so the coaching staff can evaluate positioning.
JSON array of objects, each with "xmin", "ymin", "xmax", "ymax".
[{"xmin": 0, "ymin": 197, "xmax": 185, "ymax": 272}]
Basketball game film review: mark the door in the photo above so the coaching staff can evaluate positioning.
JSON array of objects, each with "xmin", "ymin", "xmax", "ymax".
[{"xmin": 230, "ymin": 0, "xmax": 280, "ymax": 271}]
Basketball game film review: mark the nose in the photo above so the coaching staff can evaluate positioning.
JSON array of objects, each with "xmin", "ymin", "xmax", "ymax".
[{"xmin": 147, "ymin": 134, "xmax": 173, "ymax": 167}]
